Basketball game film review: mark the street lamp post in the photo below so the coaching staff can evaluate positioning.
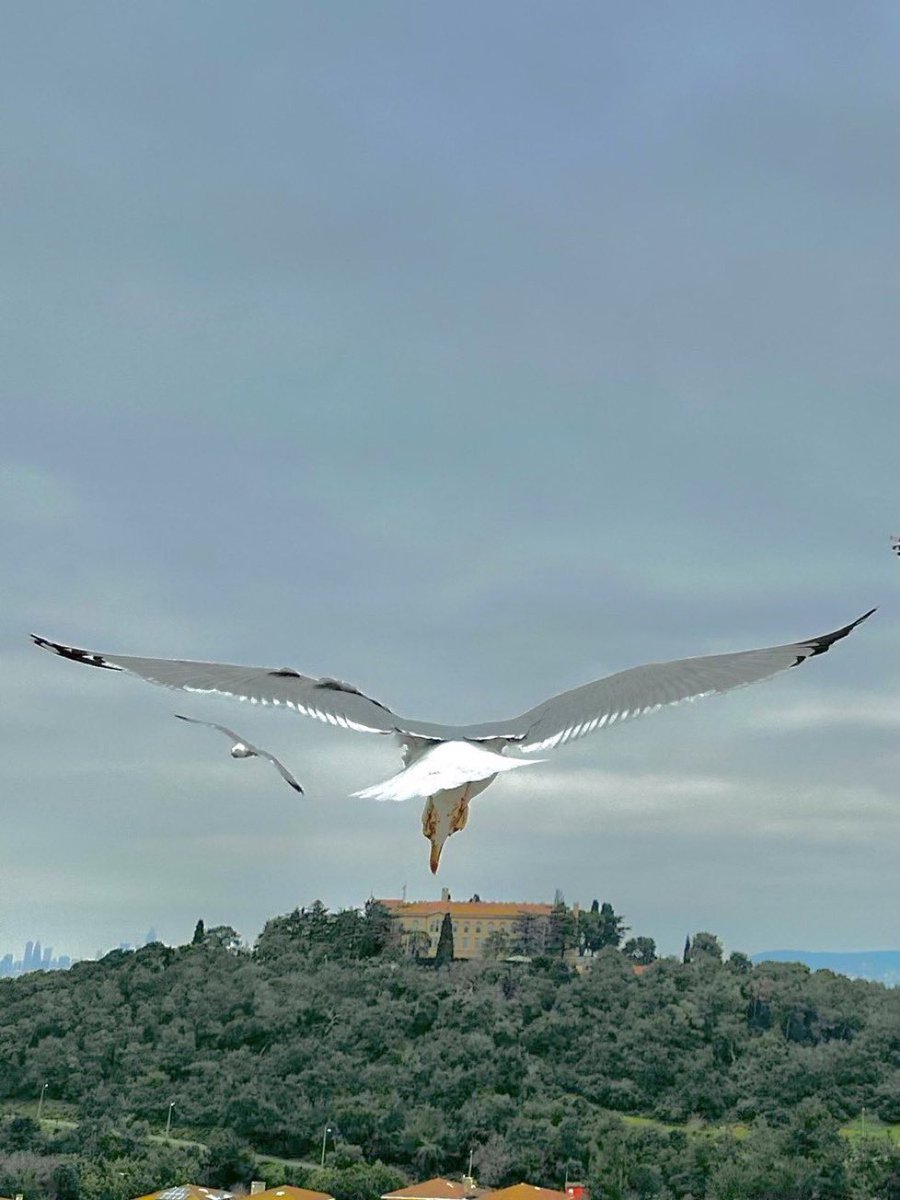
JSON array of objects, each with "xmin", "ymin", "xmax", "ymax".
[
  {"xmin": 320, "ymin": 1125, "xmax": 332, "ymax": 1168},
  {"xmin": 165, "ymin": 1101, "xmax": 176, "ymax": 1138},
  {"xmin": 37, "ymin": 1083, "xmax": 48, "ymax": 1122}
]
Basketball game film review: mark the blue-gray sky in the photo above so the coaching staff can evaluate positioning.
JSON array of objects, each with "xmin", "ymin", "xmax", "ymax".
[{"xmin": 2, "ymin": 2, "xmax": 898, "ymax": 961}]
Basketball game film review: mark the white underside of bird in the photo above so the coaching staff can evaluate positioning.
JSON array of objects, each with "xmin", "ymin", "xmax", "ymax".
[
  {"xmin": 352, "ymin": 739, "xmax": 542, "ymax": 802},
  {"xmin": 31, "ymin": 606, "xmax": 875, "ymax": 872}
]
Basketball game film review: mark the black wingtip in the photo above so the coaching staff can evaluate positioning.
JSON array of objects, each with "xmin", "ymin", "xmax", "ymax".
[
  {"xmin": 290, "ymin": 782, "xmax": 305, "ymax": 795},
  {"xmin": 802, "ymin": 607, "xmax": 877, "ymax": 660},
  {"xmin": 32, "ymin": 634, "xmax": 120, "ymax": 669}
]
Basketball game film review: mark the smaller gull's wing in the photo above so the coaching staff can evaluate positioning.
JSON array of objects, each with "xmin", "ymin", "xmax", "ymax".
[
  {"xmin": 174, "ymin": 714, "xmax": 304, "ymax": 794},
  {"xmin": 506, "ymin": 609, "xmax": 876, "ymax": 753},
  {"xmin": 255, "ymin": 749, "xmax": 305, "ymax": 794},
  {"xmin": 31, "ymin": 636, "xmax": 397, "ymax": 735},
  {"xmin": 174, "ymin": 713, "xmax": 247, "ymax": 743}
]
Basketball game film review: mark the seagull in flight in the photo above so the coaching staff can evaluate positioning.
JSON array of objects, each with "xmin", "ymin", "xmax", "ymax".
[
  {"xmin": 174, "ymin": 713, "xmax": 304, "ymax": 794},
  {"xmin": 32, "ymin": 608, "xmax": 875, "ymax": 872}
]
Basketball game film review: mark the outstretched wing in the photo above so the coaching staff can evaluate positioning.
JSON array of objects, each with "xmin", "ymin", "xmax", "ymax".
[
  {"xmin": 494, "ymin": 609, "xmax": 876, "ymax": 753},
  {"xmin": 174, "ymin": 713, "xmax": 247, "ymax": 742},
  {"xmin": 256, "ymin": 749, "xmax": 305, "ymax": 794},
  {"xmin": 32, "ymin": 636, "xmax": 398, "ymax": 735}
]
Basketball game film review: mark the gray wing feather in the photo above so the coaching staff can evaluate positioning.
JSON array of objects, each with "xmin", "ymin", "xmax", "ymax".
[
  {"xmin": 31, "ymin": 609, "xmax": 875, "ymax": 752},
  {"xmin": 32, "ymin": 637, "xmax": 397, "ymax": 735},
  {"xmin": 502, "ymin": 609, "xmax": 876, "ymax": 753},
  {"xmin": 175, "ymin": 714, "xmax": 247, "ymax": 743},
  {"xmin": 257, "ymin": 750, "xmax": 305, "ymax": 794}
]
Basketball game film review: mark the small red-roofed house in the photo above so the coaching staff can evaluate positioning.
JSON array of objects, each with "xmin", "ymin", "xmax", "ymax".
[
  {"xmin": 132, "ymin": 1187, "xmax": 235, "ymax": 1200},
  {"xmin": 382, "ymin": 1178, "xmax": 491, "ymax": 1200},
  {"xmin": 249, "ymin": 1188, "xmax": 335, "ymax": 1200},
  {"xmin": 487, "ymin": 1185, "xmax": 570, "ymax": 1200}
]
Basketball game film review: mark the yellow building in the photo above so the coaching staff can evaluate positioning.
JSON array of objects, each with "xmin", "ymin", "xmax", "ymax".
[{"xmin": 378, "ymin": 889, "xmax": 553, "ymax": 959}]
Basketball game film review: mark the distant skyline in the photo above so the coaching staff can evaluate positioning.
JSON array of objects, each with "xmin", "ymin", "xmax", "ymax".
[
  {"xmin": 2, "ymin": 3, "xmax": 898, "ymax": 961},
  {"xmin": 0, "ymin": 926, "xmax": 161, "ymax": 976}
]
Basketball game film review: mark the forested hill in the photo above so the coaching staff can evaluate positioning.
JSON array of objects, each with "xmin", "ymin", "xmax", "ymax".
[
  {"xmin": 752, "ymin": 949, "xmax": 900, "ymax": 986},
  {"xmin": 2, "ymin": 903, "xmax": 899, "ymax": 1199}
]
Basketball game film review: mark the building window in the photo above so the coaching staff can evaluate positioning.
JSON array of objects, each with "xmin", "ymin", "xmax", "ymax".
[
  {"xmin": 462, "ymin": 937, "xmax": 469, "ymax": 949},
  {"xmin": 476, "ymin": 924, "xmax": 481, "ymax": 933}
]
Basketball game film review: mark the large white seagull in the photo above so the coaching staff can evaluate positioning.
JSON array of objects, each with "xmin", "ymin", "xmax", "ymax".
[{"xmin": 32, "ymin": 608, "xmax": 875, "ymax": 871}]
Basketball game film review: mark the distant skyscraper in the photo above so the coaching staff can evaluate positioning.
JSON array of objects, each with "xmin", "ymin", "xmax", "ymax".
[
  {"xmin": 144, "ymin": 927, "xmax": 158, "ymax": 945},
  {"xmin": 42, "ymin": 946, "xmax": 52, "ymax": 967},
  {"xmin": 24, "ymin": 940, "xmax": 35, "ymax": 969}
]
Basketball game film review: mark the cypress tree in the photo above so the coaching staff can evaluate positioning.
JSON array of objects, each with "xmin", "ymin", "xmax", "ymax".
[
  {"xmin": 192, "ymin": 919, "xmax": 206, "ymax": 945},
  {"xmin": 434, "ymin": 912, "xmax": 454, "ymax": 965}
]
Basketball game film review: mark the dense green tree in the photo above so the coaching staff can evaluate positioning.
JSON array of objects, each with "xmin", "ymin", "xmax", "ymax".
[
  {"xmin": 578, "ymin": 901, "xmax": 628, "ymax": 952},
  {"xmin": 434, "ymin": 913, "xmax": 454, "ymax": 965},
  {"xmin": 512, "ymin": 911, "xmax": 547, "ymax": 956},
  {"xmin": 305, "ymin": 1159, "xmax": 407, "ymax": 1200},
  {"xmin": 481, "ymin": 929, "xmax": 511, "ymax": 959},
  {"xmin": 404, "ymin": 929, "xmax": 432, "ymax": 958},
  {"xmin": 361, "ymin": 899, "xmax": 394, "ymax": 956},
  {"xmin": 691, "ymin": 931, "xmax": 724, "ymax": 963},
  {"xmin": 623, "ymin": 936, "xmax": 657, "ymax": 965},
  {"xmin": 191, "ymin": 919, "xmax": 206, "ymax": 945},
  {"xmin": 204, "ymin": 1129, "xmax": 258, "ymax": 1188},
  {"xmin": 546, "ymin": 901, "xmax": 577, "ymax": 958},
  {"xmin": 205, "ymin": 925, "xmax": 242, "ymax": 953},
  {"xmin": 727, "ymin": 950, "xmax": 753, "ymax": 974}
]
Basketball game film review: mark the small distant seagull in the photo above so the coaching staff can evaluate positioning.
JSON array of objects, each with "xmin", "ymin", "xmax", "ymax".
[
  {"xmin": 32, "ymin": 608, "xmax": 874, "ymax": 872},
  {"xmin": 174, "ymin": 714, "xmax": 304, "ymax": 794},
  {"xmin": 891, "ymin": 535, "xmax": 899, "ymax": 556}
]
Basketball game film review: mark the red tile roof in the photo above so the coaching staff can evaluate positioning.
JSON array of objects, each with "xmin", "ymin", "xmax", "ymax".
[
  {"xmin": 382, "ymin": 1179, "xmax": 490, "ymax": 1200},
  {"xmin": 251, "ymin": 1189, "xmax": 334, "ymax": 1200},
  {"xmin": 132, "ymin": 1187, "xmax": 234, "ymax": 1200},
  {"xmin": 488, "ymin": 1186, "xmax": 569, "ymax": 1200},
  {"xmin": 379, "ymin": 900, "xmax": 552, "ymax": 919}
]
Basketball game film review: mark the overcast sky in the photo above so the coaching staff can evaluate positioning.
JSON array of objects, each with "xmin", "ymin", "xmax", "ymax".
[{"xmin": 2, "ymin": 2, "xmax": 898, "ymax": 963}]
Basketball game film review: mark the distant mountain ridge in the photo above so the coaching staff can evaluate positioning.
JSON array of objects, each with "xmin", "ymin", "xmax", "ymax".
[{"xmin": 752, "ymin": 949, "xmax": 900, "ymax": 985}]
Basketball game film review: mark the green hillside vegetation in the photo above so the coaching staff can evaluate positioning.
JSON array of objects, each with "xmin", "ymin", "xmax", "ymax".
[{"xmin": 1, "ymin": 900, "xmax": 899, "ymax": 1200}]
